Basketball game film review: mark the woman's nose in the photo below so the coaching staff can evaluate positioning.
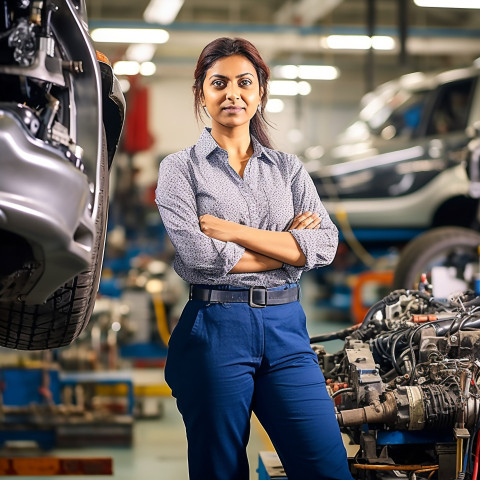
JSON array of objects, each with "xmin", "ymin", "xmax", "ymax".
[{"xmin": 226, "ymin": 84, "xmax": 240, "ymax": 100}]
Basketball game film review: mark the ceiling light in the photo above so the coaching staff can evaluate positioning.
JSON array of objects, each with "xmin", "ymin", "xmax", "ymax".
[
  {"xmin": 371, "ymin": 36, "xmax": 396, "ymax": 50},
  {"xmin": 144, "ymin": 0, "xmax": 184, "ymax": 24},
  {"xmin": 414, "ymin": 0, "xmax": 480, "ymax": 7},
  {"xmin": 113, "ymin": 61, "xmax": 140, "ymax": 76},
  {"xmin": 322, "ymin": 35, "xmax": 395, "ymax": 50},
  {"xmin": 273, "ymin": 65, "xmax": 299, "ymax": 79},
  {"xmin": 297, "ymin": 65, "xmax": 339, "ymax": 80},
  {"xmin": 126, "ymin": 44, "xmax": 156, "ymax": 62},
  {"xmin": 265, "ymin": 99, "xmax": 285, "ymax": 113},
  {"xmin": 140, "ymin": 62, "xmax": 157, "ymax": 76},
  {"xmin": 273, "ymin": 65, "xmax": 339, "ymax": 80},
  {"xmin": 298, "ymin": 81, "xmax": 312, "ymax": 95},
  {"xmin": 91, "ymin": 28, "xmax": 169, "ymax": 44},
  {"xmin": 270, "ymin": 80, "xmax": 312, "ymax": 96}
]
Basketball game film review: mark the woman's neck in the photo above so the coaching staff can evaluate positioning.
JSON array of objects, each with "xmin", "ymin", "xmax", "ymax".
[
  {"xmin": 210, "ymin": 124, "xmax": 253, "ymax": 177},
  {"xmin": 210, "ymin": 123, "xmax": 252, "ymax": 158}
]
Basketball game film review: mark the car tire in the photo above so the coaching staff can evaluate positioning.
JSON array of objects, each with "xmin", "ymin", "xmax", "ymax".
[
  {"xmin": 0, "ymin": 128, "xmax": 109, "ymax": 350},
  {"xmin": 393, "ymin": 226, "xmax": 480, "ymax": 290}
]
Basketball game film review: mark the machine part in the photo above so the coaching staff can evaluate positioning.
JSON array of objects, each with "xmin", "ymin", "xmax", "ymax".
[
  {"xmin": 8, "ymin": 17, "xmax": 35, "ymax": 66},
  {"xmin": 315, "ymin": 288, "xmax": 480, "ymax": 478},
  {"xmin": 0, "ymin": 0, "xmax": 124, "ymax": 349},
  {"xmin": 392, "ymin": 226, "xmax": 480, "ymax": 292}
]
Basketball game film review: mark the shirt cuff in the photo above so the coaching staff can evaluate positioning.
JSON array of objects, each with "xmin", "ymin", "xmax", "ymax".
[
  {"xmin": 209, "ymin": 239, "xmax": 245, "ymax": 279},
  {"xmin": 288, "ymin": 229, "xmax": 337, "ymax": 271}
]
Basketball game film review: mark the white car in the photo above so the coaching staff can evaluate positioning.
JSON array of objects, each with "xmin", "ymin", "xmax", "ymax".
[{"xmin": 307, "ymin": 62, "xmax": 480, "ymax": 233}]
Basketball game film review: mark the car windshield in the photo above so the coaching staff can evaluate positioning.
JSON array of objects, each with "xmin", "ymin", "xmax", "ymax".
[{"xmin": 338, "ymin": 88, "xmax": 428, "ymax": 145}]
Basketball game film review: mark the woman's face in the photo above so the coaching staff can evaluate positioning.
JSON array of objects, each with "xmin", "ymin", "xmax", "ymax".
[{"xmin": 202, "ymin": 54, "xmax": 263, "ymax": 131}]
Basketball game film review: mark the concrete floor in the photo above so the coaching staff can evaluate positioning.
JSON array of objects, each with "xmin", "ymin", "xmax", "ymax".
[{"xmin": 1, "ymin": 271, "xmax": 353, "ymax": 480}]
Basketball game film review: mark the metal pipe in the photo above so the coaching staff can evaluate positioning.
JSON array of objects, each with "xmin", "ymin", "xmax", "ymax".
[{"xmin": 336, "ymin": 392, "xmax": 397, "ymax": 426}]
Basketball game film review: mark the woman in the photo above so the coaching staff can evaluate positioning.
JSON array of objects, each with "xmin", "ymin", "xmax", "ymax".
[{"xmin": 155, "ymin": 37, "xmax": 353, "ymax": 480}]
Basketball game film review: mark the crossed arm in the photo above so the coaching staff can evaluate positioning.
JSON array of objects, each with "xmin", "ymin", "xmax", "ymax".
[{"xmin": 199, "ymin": 211, "xmax": 320, "ymax": 273}]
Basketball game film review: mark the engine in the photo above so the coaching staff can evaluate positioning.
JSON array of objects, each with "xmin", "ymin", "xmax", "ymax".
[{"xmin": 313, "ymin": 289, "xmax": 480, "ymax": 480}]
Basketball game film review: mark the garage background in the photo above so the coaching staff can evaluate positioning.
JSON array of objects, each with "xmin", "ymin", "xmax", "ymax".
[{"xmin": 1, "ymin": 1, "xmax": 480, "ymax": 479}]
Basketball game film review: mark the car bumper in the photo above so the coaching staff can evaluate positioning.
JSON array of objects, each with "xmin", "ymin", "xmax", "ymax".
[
  {"xmin": 0, "ymin": 109, "xmax": 95, "ymax": 304},
  {"xmin": 323, "ymin": 164, "xmax": 470, "ymax": 229}
]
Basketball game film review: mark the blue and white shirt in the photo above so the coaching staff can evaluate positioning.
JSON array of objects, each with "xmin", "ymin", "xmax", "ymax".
[{"xmin": 155, "ymin": 127, "xmax": 338, "ymax": 287}]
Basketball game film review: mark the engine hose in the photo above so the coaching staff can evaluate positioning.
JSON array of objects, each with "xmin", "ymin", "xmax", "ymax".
[
  {"xmin": 309, "ymin": 325, "xmax": 359, "ymax": 343},
  {"xmin": 353, "ymin": 464, "xmax": 438, "ymax": 472},
  {"xmin": 465, "ymin": 297, "xmax": 480, "ymax": 308},
  {"xmin": 331, "ymin": 387, "xmax": 354, "ymax": 399},
  {"xmin": 350, "ymin": 299, "xmax": 387, "ymax": 341},
  {"xmin": 433, "ymin": 316, "xmax": 480, "ymax": 336}
]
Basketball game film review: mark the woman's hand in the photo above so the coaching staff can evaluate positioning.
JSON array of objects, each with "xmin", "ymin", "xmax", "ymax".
[
  {"xmin": 199, "ymin": 214, "xmax": 241, "ymax": 242},
  {"xmin": 287, "ymin": 211, "xmax": 321, "ymax": 230}
]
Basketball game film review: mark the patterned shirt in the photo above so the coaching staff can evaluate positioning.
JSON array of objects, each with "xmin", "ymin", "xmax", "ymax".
[{"xmin": 155, "ymin": 127, "xmax": 338, "ymax": 287}]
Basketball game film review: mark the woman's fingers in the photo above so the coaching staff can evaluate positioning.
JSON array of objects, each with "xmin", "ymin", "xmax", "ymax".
[
  {"xmin": 289, "ymin": 211, "xmax": 321, "ymax": 230},
  {"xmin": 306, "ymin": 216, "xmax": 321, "ymax": 229},
  {"xmin": 289, "ymin": 211, "xmax": 310, "ymax": 229}
]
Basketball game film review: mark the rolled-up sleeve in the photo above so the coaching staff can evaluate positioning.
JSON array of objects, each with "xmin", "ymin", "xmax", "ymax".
[
  {"xmin": 285, "ymin": 155, "xmax": 338, "ymax": 273},
  {"xmin": 155, "ymin": 153, "xmax": 245, "ymax": 280}
]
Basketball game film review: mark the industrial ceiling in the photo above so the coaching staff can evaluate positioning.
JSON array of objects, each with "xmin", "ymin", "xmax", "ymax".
[{"xmin": 84, "ymin": 0, "xmax": 480, "ymax": 98}]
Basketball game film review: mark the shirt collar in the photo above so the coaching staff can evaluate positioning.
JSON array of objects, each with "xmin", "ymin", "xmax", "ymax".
[{"xmin": 194, "ymin": 127, "xmax": 274, "ymax": 163}]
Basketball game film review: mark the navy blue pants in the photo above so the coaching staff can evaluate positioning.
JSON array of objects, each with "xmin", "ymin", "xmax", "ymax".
[{"xmin": 165, "ymin": 285, "xmax": 353, "ymax": 480}]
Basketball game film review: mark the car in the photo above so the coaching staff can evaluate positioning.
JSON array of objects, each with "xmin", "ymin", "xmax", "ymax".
[
  {"xmin": 306, "ymin": 61, "xmax": 480, "ymax": 235},
  {"xmin": 0, "ymin": 0, "xmax": 125, "ymax": 350}
]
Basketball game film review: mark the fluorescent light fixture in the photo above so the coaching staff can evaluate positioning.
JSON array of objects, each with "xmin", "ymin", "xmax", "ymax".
[
  {"xmin": 113, "ymin": 61, "xmax": 157, "ymax": 77},
  {"xmin": 322, "ymin": 35, "xmax": 395, "ymax": 50},
  {"xmin": 140, "ymin": 61, "xmax": 157, "ymax": 76},
  {"xmin": 298, "ymin": 81, "xmax": 312, "ymax": 95},
  {"xmin": 126, "ymin": 44, "xmax": 156, "ymax": 62},
  {"xmin": 298, "ymin": 65, "xmax": 339, "ymax": 80},
  {"xmin": 270, "ymin": 80, "xmax": 311, "ymax": 96},
  {"xmin": 414, "ymin": 0, "xmax": 480, "ymax": 7},
  {"xmin": 265, "ymin": 99, "xmax": 285, "ymax": 113},
  {"xmin": 324, "ymin": 35, "xmax": 371, "ymax": 50},
  {"xmin": 274, "ymin": 65, "xmax": 299, "ymax": 79},
  {"xmin": 144, "ymin": 0, "xmax": 184, "ymax": 24},
  {"xmin": 113, "ymin": 61, "xmax": 140, "ymax": 76},
  {"xmin": 371, "ymin": 36, "xmax": 395, "ymax": 50},
  {"xmin": 91, "ymin": 28, "xmax": 169, "ymax": 44},
  {"xmin": 273, "ymin": 65, "xmax": 339, "ymax": 80}
]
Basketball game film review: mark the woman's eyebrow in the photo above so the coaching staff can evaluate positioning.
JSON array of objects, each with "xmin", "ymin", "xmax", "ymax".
[{"xmin": 208, "ymin": 72, "xmax": 254, "ymax": 80}]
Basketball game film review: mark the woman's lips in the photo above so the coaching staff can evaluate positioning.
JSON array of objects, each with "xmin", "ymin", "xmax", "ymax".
[{"xmin": 223, "ymin": 106, "xmax": 244, "ymax": 113}]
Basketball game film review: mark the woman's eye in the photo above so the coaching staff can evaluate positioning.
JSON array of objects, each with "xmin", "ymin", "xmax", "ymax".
[
  {"xmin": 212, "ymin": 80, "xmax": 225, "ymax": 88},
  {"xmin": 239, "ymin": 79, "xmax": 252, "ymax": 87}
]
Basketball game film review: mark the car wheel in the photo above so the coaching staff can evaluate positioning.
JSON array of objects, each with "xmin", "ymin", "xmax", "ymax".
[
  {"xmin": 393, "ymin": 226, "xmax": 480, "ymax": 291},
  {"xmin": 0, "ymin": 128, "xmax": 109, "ymax": 350}
]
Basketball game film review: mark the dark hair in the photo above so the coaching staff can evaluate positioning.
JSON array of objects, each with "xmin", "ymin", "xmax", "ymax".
[{"xmin": 193, "ymin": 37, "xmax": 272, "ymax": 149}]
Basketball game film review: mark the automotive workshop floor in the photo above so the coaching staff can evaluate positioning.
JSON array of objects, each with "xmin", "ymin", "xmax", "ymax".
[{"xmin": 3, "ymin": 271, "xmax": 352, "ymax": 480}]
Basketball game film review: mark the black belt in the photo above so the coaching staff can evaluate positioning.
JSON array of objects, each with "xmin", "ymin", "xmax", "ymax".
[{"xmin": 189, "ymin": 285, "xmax": 300, "ymax": 308}]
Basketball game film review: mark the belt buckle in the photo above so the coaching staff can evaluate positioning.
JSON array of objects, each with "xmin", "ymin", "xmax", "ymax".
[{"xmin": 249, "ymin": 286, "xmax": 267, "ymax": 308}]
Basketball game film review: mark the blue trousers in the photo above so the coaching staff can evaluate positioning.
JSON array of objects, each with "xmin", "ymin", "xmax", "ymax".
[{"xmin": 165, "ymin": 285, "xmax": 353, "ymax": 480}]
